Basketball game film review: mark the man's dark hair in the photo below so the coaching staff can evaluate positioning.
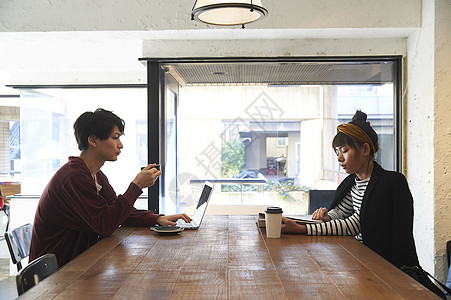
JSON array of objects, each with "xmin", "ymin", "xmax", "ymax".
[{"xmin": 73, "ymin": 108, "xmax": 125, "ymax": 151}]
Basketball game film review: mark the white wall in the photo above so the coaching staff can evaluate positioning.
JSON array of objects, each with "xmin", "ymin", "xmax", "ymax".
[
  {"xmin": 406, "ymin": 0, "xmax": 436, "ymax": 275},
  {"xmin": 0, "ymin": 0, "xmax": 420, "ymax": 31},
  {"xmin": 0, "ymin": 0, "xmax": 418, "ymax": 84},
  {"xmin": 405, "ymin": 0, "xmax": 451, "ymax": 281},
  {"xmin": 433, "ymin": 0, "xmax": 451, "ymax": 280}
]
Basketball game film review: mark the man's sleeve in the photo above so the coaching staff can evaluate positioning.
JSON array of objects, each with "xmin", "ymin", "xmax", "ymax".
[
  {"xmin": 122, "ymin": 208, "xmax": 161, "ymax": 227},
  {"xmin": 97, "ymin": 171, "xmax": 161, "ymax": 227},
  {"xmin": 59, "ymin": 174, "xmax": 139, "ymax": 236}
]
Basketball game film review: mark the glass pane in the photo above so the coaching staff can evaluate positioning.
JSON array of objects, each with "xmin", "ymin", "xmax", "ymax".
[
  {"xmin": 17, "ymin": 88, "xmax": 148, "ymax": 208},
  {"xmin": 162, "ymin": 88, "xmax": 178, "ymax": 215},
  {"xmin": 0, "ymin": 103, "xmax": 21, "ymax": 196},
  {"xmin": 172, "ymin": 83, "xmax": 393, "ymax": 215}
]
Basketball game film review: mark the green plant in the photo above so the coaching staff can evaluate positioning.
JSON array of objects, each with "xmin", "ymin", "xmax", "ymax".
[
  {"xmin": 221, "ymin": 140, "xmax": 245, "ymax": 178},
  {"xmin": 221, "ymin": 179, "xmax": 310, "ymax": 202},
  {"xmin": 264, "ymin": 180, "xmax": 310, "ymax": 202}
]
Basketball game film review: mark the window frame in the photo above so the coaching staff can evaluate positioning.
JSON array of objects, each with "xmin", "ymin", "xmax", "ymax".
[{"xmin": 141, "ymin": 56, "xmax": 403, "ymax": 213}]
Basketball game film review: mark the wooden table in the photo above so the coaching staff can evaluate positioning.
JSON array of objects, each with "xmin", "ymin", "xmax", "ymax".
[{"xmin": 20, "ymin": 215, "xmax": 439, "ymax": 299}]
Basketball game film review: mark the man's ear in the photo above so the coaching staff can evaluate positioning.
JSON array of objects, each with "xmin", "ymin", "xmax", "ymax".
[{"xmin": 88, "ymin": 135, "xmax": 98, "ymax": 148}]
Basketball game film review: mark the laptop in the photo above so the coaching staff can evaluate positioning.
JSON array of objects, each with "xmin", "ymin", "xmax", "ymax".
[{"xmin": 176, "ymin": 181, "xmax": 214, "ymax": 230}]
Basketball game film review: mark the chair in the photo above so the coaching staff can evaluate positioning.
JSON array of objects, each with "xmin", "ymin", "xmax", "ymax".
[
  {"xmin": 4, "ymin": 223, "xmax": 33, "ymax": 272},
  {"xmin": 2, "ymin": 202, "xmax": 10, "ymax": 232},
  {"xmin": 16, "ymin": 253, "xmax": 58, "ymax": 296},
  {"xmin": 308, "ymin": 190, "xmax": 335, "ymax": 214}
]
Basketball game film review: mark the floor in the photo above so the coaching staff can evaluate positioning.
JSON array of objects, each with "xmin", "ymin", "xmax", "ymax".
[
  {"xmin": 0, "ymin": 258, "xmax": 10, "ymax": 280},
  {"xmin": 0, "ymin": 258, "xmax": 18, "ymax": 299}
]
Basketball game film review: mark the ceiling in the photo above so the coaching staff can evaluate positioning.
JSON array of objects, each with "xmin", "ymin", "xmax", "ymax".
[
  {"xmin": 165, "ymin": 61, "xmax": 395, "ymax": 86},
  {"xmin": 0, "ymin": 28, "xmax": 408, "ymax": 89}
]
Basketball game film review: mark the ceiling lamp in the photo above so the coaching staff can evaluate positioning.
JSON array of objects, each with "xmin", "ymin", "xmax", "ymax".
[{"xmin": 191, "ymin": 0, "xmax": 268, "ymax": 28}]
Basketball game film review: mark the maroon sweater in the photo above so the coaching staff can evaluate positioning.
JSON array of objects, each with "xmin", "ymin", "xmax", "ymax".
[{"xmin": 29, "ymin": 157, "xmax": 160, "ymax": 267}]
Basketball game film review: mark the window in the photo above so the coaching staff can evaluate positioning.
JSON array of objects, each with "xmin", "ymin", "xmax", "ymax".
[
  {"xmin": 3, "ymin": 57, "xmax": 401, "ymax": 217},
  {"xmin": 0, "ymin": 103, "xmax": 21, "ymax": 197},
  {"xmin": 145, "ymin": 57, "xmax": 401, "ymax": 215},
  {"xmin": 11, "ymin": 87, "xmax": 148, "ymax": 208},
  {"xmin": 276, "ymin": 137, "xmax": 288, "ymax": 147}
]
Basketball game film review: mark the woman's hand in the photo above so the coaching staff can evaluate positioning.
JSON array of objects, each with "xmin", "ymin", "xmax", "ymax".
[
  {"xmin": 157, "ymin": 214, "xmax": 192, "ymax": 226},
  {"xmin": 281, "ymin": 217, "xmax": 306, "ymax": 234},
  {"xmin": 132, "ymin": 164, "xmax": 161, "ymax": 189},
  {"xmin": 312, "ymin": 207, "xmax": 331, "ymax": 222}
]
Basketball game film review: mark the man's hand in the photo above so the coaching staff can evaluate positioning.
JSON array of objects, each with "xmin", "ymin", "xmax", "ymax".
[
  {"xmin": 281, "ymin": 217, "xmax": 306, "ymax": 234},
  {"xmin": 132, "ymin": 164, "xmax": 161, "ymax": 189},
  {"xmin": 157, "ymin": 214, "xmax": 192, "ymax": 226}
]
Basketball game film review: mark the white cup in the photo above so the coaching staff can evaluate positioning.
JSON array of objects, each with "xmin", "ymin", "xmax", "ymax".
[{"xmin": 265, "ymin": 207, "xmax": 283, "ymax": 238}]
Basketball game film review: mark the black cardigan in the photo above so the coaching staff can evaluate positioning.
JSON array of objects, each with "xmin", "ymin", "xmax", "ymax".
[{"xmin": 328, "ymin": 162, "xmax": 419, "ymax": 268}]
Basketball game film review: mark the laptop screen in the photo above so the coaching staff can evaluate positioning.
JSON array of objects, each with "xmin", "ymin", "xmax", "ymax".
[
  {"xmin": 196, "ymin": 183, "xmax": 213, "ymax": 209},
  {"xmin": 192, "ymin": 182, "xmax": 213, "ymax": 224}
]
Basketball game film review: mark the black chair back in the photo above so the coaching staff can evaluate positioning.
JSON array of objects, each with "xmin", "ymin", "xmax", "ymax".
[
  {"xmin": 308, "ymin": 190, "xmax": 335, "ymax": 214},
  {"xmin": 16, "ymin": 253, "xmax": 58, "ymax": 295}
]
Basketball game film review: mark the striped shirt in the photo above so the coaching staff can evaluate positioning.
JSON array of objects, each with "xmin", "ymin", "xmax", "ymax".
[{"xmin": 306, "ymin": 177, "xmax": 370, "ymax": 238}]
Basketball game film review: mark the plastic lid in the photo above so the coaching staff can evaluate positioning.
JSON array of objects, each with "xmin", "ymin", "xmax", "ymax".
[{"xmin": 265, "ymin": 206, "xmax": 283, "ymax": 214}]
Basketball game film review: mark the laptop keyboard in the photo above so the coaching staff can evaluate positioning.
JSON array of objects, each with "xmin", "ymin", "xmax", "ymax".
[{"xmin": 177, "ymin": 219, "xmax": 197, "ymax": 228}]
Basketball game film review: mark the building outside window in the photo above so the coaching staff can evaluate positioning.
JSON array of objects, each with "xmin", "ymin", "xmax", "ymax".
[
  {"xmin": 168, "ymin": 84, "xmax": 393, "ymax": 216},
  {"xmin": 7, "ymin": 88, "xmax": 149, "ymax": 209}
]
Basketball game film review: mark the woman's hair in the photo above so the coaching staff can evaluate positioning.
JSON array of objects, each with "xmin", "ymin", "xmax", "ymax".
[
  {"xmin": 332, "ymin": 110, "xmax": 379, "ymax": 157},
  {"xmin": 73, "ymin": 108, "xmax": 125, "ymax": 151}
]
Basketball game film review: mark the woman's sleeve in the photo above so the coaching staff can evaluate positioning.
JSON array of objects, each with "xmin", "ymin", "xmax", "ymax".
[
  {"xmin": 390, "ymin": 174, "xmax": 416, "ymax": 265},
  {"xmin": 309, "ymin": 189, "xmax": 358, "ymax": 235},
  {"xmin": 305, "ymin": 209, "xmax": 361, "ymax": 236}
]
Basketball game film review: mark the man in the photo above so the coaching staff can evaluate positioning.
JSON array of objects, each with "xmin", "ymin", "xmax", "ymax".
[{"xmin": 29, "ymin": 108, "xmax": 191, "ymax": 267}]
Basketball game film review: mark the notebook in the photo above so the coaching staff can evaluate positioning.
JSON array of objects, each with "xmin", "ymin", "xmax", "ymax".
[
  {"xmin": 257, "ymin": 213, "xmax": 322, "ymax": 228},
  {"xmin": 284, "ymin": 215, "xmax": 323, "ymax": 225},
  {"xmin": 176, "ymin": 181, "xmax": 214, "ymax": 230}
]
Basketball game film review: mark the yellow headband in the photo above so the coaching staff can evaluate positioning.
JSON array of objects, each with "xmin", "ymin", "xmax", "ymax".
[{"xmin": 337, "ymin": 123, "xmax": 376, "ymax": 153}]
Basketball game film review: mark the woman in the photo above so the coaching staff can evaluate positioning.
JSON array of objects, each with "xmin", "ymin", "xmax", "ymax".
[{"xmin": 281, "ymin": 110, "xmax": 419, "ymax": 268}]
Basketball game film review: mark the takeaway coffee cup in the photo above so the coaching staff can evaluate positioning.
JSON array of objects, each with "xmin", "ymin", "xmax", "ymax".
[{"xmin": 265, "ymin": 207, "xmax": 283, "ymax": 238}]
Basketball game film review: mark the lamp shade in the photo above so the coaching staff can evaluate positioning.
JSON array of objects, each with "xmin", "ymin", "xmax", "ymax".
[{"xmin": 191, "ymin": 0, "xmax": 268, "ymax": 27}]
